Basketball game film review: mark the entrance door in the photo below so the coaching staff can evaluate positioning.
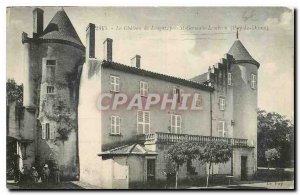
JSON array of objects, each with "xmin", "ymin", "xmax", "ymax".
[
  {"xmin": 147, "ymin": 159, "xmax": 155, "ymax": 183},
  {"xmin": 241, "ymin": 156, "xmax": 247, "ymax": 180}
]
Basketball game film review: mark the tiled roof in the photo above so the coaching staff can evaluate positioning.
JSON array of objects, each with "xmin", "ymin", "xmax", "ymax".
[
  {"xmin": 190, "ymin": 72, "xmax": 208, "ymax": 84},
  {"xmin": 98, "ymin": 144, "xmax": 157, "ymax": 157},
  {"xmin": 101, "ymin": 60, "xmax": 214, "ymax": 92},
  {"xmin": 40, "ymin": 8, "xmax": 84, "ymax": 48},
  {"xmin": 228, "ymin": 40, "xmax": 260, "ymax": 67}
]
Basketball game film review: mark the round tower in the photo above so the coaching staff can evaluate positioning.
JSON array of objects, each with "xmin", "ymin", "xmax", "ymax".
[
  {"xmin": 229, "ymin": 38, "xmax": 259, "ymax": 179},
  {"xmin": 22, "ymin": 7, "xmax": 85, "ymax": 179}
]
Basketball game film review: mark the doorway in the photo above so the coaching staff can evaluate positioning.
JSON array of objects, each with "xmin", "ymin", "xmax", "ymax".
[
  {"xmin": 146, "ymin": 159, "xmax": 155, "ymax": 183},
  {"xmin": 241, "ymin": 156, "xmax": 247, "ymax": 180}
]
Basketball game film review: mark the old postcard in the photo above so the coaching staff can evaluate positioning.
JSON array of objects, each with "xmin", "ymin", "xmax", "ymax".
[{"xmin": 6, "ymin": 7, "xmax": 294, "ymax": 189}]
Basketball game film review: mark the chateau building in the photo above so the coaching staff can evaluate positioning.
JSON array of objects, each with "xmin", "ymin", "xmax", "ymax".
[{"xmin": 8, "ymin": 8, "xmax": 259, "ymax": 188}]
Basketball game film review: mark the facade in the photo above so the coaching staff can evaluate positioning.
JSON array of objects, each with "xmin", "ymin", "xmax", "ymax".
[
  {"xmin": 78, "ymin": 22, "xmax": 259, "ymax": 188},
  {"xmin": 11, "ymin": 8, "xmax": 259, "ymax": 188}
]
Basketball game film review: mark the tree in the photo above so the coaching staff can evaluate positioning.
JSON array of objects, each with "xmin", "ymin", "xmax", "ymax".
[
  {"xmin": 265, "ymin": 148, "xmax": 280, "ymax": 169},
  {"xmin": 258, "ymin": 109, "xmax": 294, "ymax": 167},
  {"xmin": 6, "ymin": 79, "xmax": 23, "ymax": 106},
  {"xmin": 200, "ymin": 141, "xmax": 232, "ymax": 187},
  {"xmin": 166, "ymin": 141, "xmax": 200, "ymax": 188}
]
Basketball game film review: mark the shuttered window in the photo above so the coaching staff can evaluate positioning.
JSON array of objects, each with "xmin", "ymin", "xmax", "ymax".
[
  {"xmin": 251, "ymin": 74, "xmax": 257, "ymax": 89},
  {"xmin": 219, "ymin": 97, "xmax": 225, "ymax": 111},
  {"xmin": 137, "ymin": 110, "xmax": 150, "ymax": 134},
  {"xmin": 42, "ymin": 123, "xmax": 54, "ymax": 140},
  {"xmin": 228, "ymin": 73, "xmax": 232, "ymax": 86},
  {"xmin": 111, "ymin": 115, "xmax": 121, "ymax": 135},
  {"xmin": 110, "ymin": 75, "xmax": 120, "ymax": 92},
  {"xmin": 218, "ymin": 121, "xmax": 228, "ymax": 137},
  {"xmin": 42, "ymin": 124, "xmax": 46, "ymax": 139},
  {"xmin": 194, "ymin": 93, "xmax": 202, "ymax": 107},
  {"xmin": 140, "ymin": 81, "xmax": 148, "ymax": 97},
  {"xmin": 171, "ymin": 114, "xmax": 181, "ymax": 133}
]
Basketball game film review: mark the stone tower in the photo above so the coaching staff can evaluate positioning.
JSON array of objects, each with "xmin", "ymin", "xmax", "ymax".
[
  {"xmin": 22, "ymin": 7, "xmax": 85, "ymax": 179},
  {"xmin": 229, "ymin": 38, "xmax": 259, "ymax": 177}
]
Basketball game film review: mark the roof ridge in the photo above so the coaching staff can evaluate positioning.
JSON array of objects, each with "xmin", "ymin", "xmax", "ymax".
[{"xmin": 101, "ymin": 60, "xmax": 214, "ymax": 91}]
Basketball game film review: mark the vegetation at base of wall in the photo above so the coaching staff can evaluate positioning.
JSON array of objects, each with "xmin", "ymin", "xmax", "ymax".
[{"xmin": 257, "ymin": 109, "xmax": 294, "ymax": 168}]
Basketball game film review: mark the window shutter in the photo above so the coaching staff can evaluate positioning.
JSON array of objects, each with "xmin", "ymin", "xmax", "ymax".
[
  {"xmin": 115, "ymin": 77, "xmax": 120, "ymax": 92},
  {"xmin": 42, "ymin": 124, "xmax": 46, "ymax": 139},
  {"xmin": 116, "ymin": 116, "xmax": 120, "ymax": 134},
  {"xmin": 177, "ymin": 115, "xmax": 181, "ymax": 133},
  {"xmin": 111, "ymin": 116, "xmax": 115, "ymax": 134},
  {"xmin": 137, "ymin": 111, "xmax": 143, "ymax": 133},
  {"xmin": 50, "ymin": 123, "xmax": 55, "ymax": 139},
  {"xmin": 144, "ymin": 111, "xmax": 150, "ymax": 134},
  {"xmin": 171, "ymin": 115, "xmax": 176, "ymax": 133}
]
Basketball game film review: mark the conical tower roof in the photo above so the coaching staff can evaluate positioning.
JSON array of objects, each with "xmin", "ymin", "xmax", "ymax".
[
  {"xmin": 228, "ymin": 40, "xmax": 260, "ymax": 67},
  {"xmin": 40, "ymin": 8, "xmax": 84, "ymax": 48}
]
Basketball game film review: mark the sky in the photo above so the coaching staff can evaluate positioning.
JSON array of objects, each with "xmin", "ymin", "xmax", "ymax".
[{"xmin": 6, "ymin": 7, "xmax": 294, "ymax": 118}]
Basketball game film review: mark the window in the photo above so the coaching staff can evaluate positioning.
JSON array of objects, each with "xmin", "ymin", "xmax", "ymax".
[
  {"xmin": 194, "ymin": 93, "xmax": 202, "ymax": 107},
  {"xmin": 110, "ymin": 75, "xmax": 120, "ymax": 92},
  {"xmin": 251, "ymin": 74, "xmax": 257, "ymax": 89},
  {"xmin": 110, "ymin": 115, "xmax": 121, "ymax": 135},
  {"xmin": 219, "ymin": 97, "xmax": 225, "ymax": 111},
  {"xmin": 228, "ymin": 73, "xmax": 232, "ymax": 86},
  {"xmin": 46, "ymin": 60, "xmax": 56, "ymax": 65},
  {"xmin": 42, "ymin": 123, "xmax": 54, "ymax": 140},
  {"xmin": 140, "ymin": 81, "xmax": 148, "ymax": 97},
  {"xmin": 47, "ymin": 86, "xmax": 55, "ymax": 94},
  {"xmin": 171, "ymin": 114, "xmax": 181, "ymax": 133},
  {"xmin": 46, "ymin": 60, "xmax": 56, "ymax": 81},
  {"xmin": 173, "ymin": 87, "xmax": 183, "ymax": 103},
  {"xmin": 137, "ymin": 110, "xmax": 150, "ymax": 134},
  {"xmin": 218, "ymin": 121, "xmax": 228, "ymax": 137}
]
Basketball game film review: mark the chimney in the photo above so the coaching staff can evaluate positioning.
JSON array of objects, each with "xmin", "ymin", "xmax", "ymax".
[
  {"xmin": 207, "ymin": 66, "xmax": 211, "ymax": 80},
  {"xmin": 103, "ymin": 38, "xmax": 113, "ymax": 61},
  {"xmin": 86, "ymin": 23, "xmax": 95, "ymax": 62},
  {"xmin": 33, "ymin": 8, "xmax": 44, "ymax": 37},
  {"xmin": 131, "ymin": 55, "xmax": 141, "ymax": 68}
]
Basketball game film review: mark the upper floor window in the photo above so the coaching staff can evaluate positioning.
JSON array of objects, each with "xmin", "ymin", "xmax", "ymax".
[
  {"xmin": 251, "ymin": 74, "xmax": 257, "ymax": 89},
  {"xmin": 194, "ymin": 93, "xmax": 202, "ymax": 108},
  {"xmin": 110, "ymin": 75, "xmax": 120, "ymax": 92},
  {"xmin": 42, "ymin": 123, "xmax": 55, "ymax": 140},
  {"xmin": 110, "ymin": 115, "xmax": 121, "ymax": 135},
  {"xmin": 218, "ymin": 121, "xmax": 228, "ymax": 137},
  {"xmin": 228, "ymin": 73, "xmax": 232, "ymax": 86},
  {"xmin": 171, "ymin": 114, "xmax": 181, "ymax": 133},
  {"xmin": 140, "ymin": 81, "xmax": 148, "ymax": 97},
  {"xmin": 47, "ymin": 86, "xmax": 55, "ymax": 94},
  {"xmin": 173, "ymin": 87, "xmax": 183, "ymax": 103},
  {"xmin": 219, "ymin": 97, "xmax": 225, "ymax": 111},
  {"xmin": 46, "ymin": 60, "xmax": 56, "ymax": 81},
  {"xmin": 137, "ymin": 110, "xmax": 150, "ymax": 134}
]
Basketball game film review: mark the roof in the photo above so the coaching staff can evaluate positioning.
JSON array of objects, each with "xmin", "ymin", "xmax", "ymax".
[
  {"xmin": 190, "ymin": 72, "xmax": 208, "ymax": 83},
  {"xmin": 40, "ymin": 8, "xmax": 84, "ymax": 49},
  {"xmin": 228, "ymin": 40, "xmax": 260, "ymax": 67},
  {"xmin": 100, "ymin": 60, "xmax": 214, "ymax": 92},
  {"xmin": 98, "ymin": 144, "xmax": 158, "ymax": 157}
]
